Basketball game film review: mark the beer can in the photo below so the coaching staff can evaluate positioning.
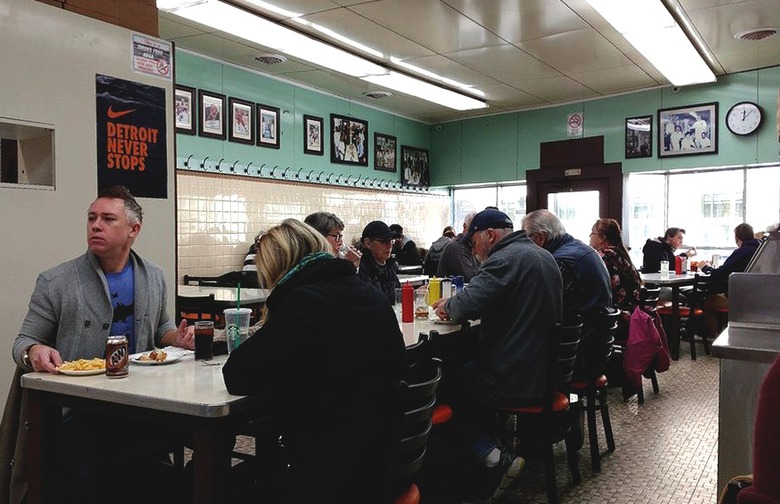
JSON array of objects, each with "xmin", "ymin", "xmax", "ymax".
[{"xmin": 105, "ymin": 335, "xmax": 129, "ymax": 378}]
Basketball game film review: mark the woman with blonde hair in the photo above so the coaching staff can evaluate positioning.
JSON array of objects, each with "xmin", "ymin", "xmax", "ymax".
[{"xmin": 223, "ymin": 218, "xmax": 406, "ymax": 504}]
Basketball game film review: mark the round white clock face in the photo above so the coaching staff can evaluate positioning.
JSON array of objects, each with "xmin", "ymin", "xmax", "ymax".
[{"xmin": 726, "ymin": 102, "xmax": 762, "ymax": 136}]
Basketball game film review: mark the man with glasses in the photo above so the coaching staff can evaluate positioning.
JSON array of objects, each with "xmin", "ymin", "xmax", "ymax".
[
  {"xmin": 303, "ymin": 211, "xmax": 361, "ymax": 268},
  {"xmin": 357, "ymin": 220, "xmax": 400, "ymax": 304}
]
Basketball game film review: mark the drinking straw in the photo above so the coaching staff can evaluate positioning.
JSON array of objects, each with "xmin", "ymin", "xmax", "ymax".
[{"xmin": 236, "ymin": 282, "xmax": 241, "ymax": 311}]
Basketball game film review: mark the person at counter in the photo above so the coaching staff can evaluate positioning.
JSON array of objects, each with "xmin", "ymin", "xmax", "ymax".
[
  {"xmin": 641, "ymin": 226, "xmax": 697, "ymax": 273},
  {"xmin": 437, "ymin": 211, "xmax": 480, "ymax": 281},
  {"xmin": 433, "ymin": 209, "xmax": 562, "ymax": 502},
  {"xmin": 12, "ymin": 185, "xmax": 194, "ymax": 501},
  {"xmin": 698, "ymin": 222, "xmax": 761, "ymax": 338},
  {"xmin": 523, "ymin": 210, "xmax": 612, "ymax": 321},
  {"xmin": 357, "ymin": 220, "xmax": 401, "ymax": 304},
  {"xmin": 303, "ymin": 211, "xmax": 362, "ymax": 268},
  {"xmin": 389, "ymin": 223, "xmax": 422, "ymax": 266},
  {"xmin": 423, "ymin": 225, "xmax": 456, "ymax": 276},
  {"xmin": 222, "ymin": 219, "xmax": 406, "ymax": 503}
]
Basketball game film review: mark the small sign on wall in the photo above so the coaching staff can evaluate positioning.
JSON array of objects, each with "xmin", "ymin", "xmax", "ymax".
[
  {"xmin": 96, "ymin": 74, "xmax": 168, "ymax": 198},
  {"xmin": 567, "ymin": 112, "xmax": 584, "ymax": 138},
  {"xmin": 131, "ymin": 34, "xmax": 172, "ymax": 81}
]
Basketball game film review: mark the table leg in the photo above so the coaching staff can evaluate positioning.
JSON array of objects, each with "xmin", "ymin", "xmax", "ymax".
[
  {"xmin": 669, "ymin": 286, "xmax": 680, "ymax": 360},
  {"xmin": 192, "ymin": 424, "xmax": 232, "ymax": 504},
  {"xmin": 26, "ymin": 390, "xmax": 61, "ymax": 504}
]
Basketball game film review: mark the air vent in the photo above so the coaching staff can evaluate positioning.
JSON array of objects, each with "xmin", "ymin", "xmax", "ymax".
[
  {"xmin": 734, "ymin": 28, "xmax": 778, "ymax": 41},
  {"xmin": 254, "ymin": 54, "xmax": 288, "ymax": 65},
  {"xmin": 363, "ymin": 90, "xmax": 392, "ymax": 99}
]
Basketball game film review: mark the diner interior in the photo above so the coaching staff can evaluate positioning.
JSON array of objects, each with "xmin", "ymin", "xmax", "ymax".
[{"xmin": 1, "ymin": 0, "xmax": 780, "ymax": 503}]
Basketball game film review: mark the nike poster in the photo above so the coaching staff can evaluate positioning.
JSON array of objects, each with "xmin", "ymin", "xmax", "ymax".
[{"xmin": 96, "ymin": 74, "xmax": 167, "ymax": 198}]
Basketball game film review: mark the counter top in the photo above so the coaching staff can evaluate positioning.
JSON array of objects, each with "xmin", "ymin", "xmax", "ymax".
[{"xmin": 712, "ymin": 326, "xmax": 780, "ymax": 364}]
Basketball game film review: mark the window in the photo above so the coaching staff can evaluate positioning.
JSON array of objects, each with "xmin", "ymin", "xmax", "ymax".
[
  {"xmin": 452, "ymin": 184, "xmax": 527, "ymax": 228},
  {"xmin": 0, "ymin": 119, "xmax": 54, "ymax": 187}
]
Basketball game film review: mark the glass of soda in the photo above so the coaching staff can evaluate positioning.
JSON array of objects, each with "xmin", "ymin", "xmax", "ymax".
[{"xmin": 194, "ymin": 321, "xmax": 214, "ymax": 360}]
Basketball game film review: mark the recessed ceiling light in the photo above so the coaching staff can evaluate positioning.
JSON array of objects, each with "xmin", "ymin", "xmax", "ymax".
[
  {"xmin": 734, "ymin": 28, "xmax": 778, "ymax": 41},
  {"xmin": 254, "ymin": 54, "xmax": 288, "ymax": 65},
  {"xmin": 363, "ymin": 90, "xmax": 392, "ymax": 99}
]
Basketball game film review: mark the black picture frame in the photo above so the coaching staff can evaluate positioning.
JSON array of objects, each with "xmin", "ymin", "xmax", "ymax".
[
  {"xmin": 256, "ymin": 104, "xmax": 280, "ymax": 149},
  {"xmin": 303, "ymin": 114, "xmax": 323, "ymax": 155},
  {"xmin": 658, "ymin": 102, "xmax": 718, "ymax": 157},
  {"xmin": 625, "ymin": 115, "xmax": 652, "ymax": 158},
  {"xmin": 174, "ymin": 85, "xmax": 196, "ymax": 135},
  {"xmin": 198, "ymin": 90, "xmax": 226, "ymax": 140},
  {"xmin": 330, "ymin": 113, "xmax": 368, "ymax": 166},
  {"xmin": 228, "ymin": 97, "xmax": 254, "ymax": 144},
  {"xmin": 374, "ymin": 133, "xmax": 397, "ymax": 172},
  {"xmin": 401, "ymin": 145, "xmax": 429, "ymax": 187}
]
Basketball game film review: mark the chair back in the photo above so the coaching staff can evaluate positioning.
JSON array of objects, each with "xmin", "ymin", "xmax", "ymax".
[
  {"xmin": 640, "ymin": 286, "xmax": 661, "ymax": 311},
  {"xmin": 552, "ymin": 317, "xmax": 584, "ymax": 391},
  {"xmin": 391, "ymin": 359, "xmax": 442, "ymax": 494},
  {"xmin": 405, "ymin": 332, "xmax": 432, "ymax": 382},
  {"xmin": 581, "ymin": 308, "xmax": 620, "ymax": 380},
  {"xmin": 176, "ymin": 294, "xmax": 220, "ymax": 325}
]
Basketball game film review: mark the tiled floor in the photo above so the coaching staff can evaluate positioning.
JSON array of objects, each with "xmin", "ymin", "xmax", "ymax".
[
  {"xmin": 496, "ymin": 350, "xmax": 720, "ymax": 504},
  {"xmin": 231, "ymin": 344, "xmax": 720, "ymax": 504}
]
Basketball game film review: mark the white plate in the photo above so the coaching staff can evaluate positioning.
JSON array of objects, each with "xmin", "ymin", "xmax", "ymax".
[
  {"xmin": 57, "ymin": 367, "xmax": 105, "ymax": 376},
  {"xmin": 130, "ymin": 349, "xmax": 185, "ymax": 365},
  {"xmin": 429, "ymin": 317, "xmax": 459, "ymax": 325}
]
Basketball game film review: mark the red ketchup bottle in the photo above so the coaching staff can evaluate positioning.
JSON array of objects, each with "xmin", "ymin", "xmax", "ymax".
[
  {"xmin": 675, "ymin": 255, "xmax": 683, "ymax": 275},
  {"xmin": 401, "ymin": 283, "xmax": 414, "ymax": 323}
]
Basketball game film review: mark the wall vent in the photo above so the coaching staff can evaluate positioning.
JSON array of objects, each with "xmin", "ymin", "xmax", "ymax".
[
  {"xmin": 734, "ymin": 28, "xmax": 778, "ymax": 41},
  {"xmin": 254, "ymin": 54, "xmax": 288, "ymax": 65}
]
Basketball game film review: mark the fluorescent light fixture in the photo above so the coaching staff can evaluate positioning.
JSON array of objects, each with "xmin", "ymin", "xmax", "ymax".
[
  {"xmin": 159, "ymin": 0, "xmax": 488, "ymax": 110},
  {"xmin": 390, "ymin": 57, "xmax": 485, "ymax": 98},
  {"xmin": 586, "ymin": 0, "xmax": 715, "ymax": 86},
  {"xmin": 362, "ymin": 72, "xmax": 488, "ymax": 111},
  {"xmin": 293, "ymin": 19, "xmax": 385, "ymax": 59},
  {"xmin": 243, "ymin": 0, "xmax": 301, "ymax": 19}
]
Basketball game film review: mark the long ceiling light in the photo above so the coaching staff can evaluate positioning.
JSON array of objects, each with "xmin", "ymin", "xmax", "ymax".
[
  {"xmin": 585, "ymin": 0, "xmax": 715, "ymax": 86},
  {"xmin": 158, "ymin": 0, "xmax": 488, "ymax": 110}
]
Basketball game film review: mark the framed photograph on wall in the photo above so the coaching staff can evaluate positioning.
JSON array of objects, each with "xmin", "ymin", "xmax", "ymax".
[
  {"xmin": 658, "ymin": 102, "xmax": 717, "ymax": 157},
  {"xmin": 303, "ymin": 115, "xmax": 323, "ymax": 155},
  {"xmin": 401, "ymin": 145, "xmax": 429, "ymax": 187},
  {"xmin": 257, "ymin": 104, "xmax": 281, "ymax": 149},
  {"xmin": 174, "ymin": 85, "xmax": 196, "ymax": 135},
  {"xmin": 198, "ymin": 90, "xmax": 226, "ymax": 140},
  {"xmin": 330, "ymin": 113, "xmax": 368, "ymax": 166},
  {"xmin": 625, "ymin": 115, "xmax": 652, "ymax": 158},
  {"xmin": 228, "ymin": 97, "xmax": 254, "ymax": 144},
  {"xmin": 374, "ymin": 133, "xmax": 397, "ymax": 172}
]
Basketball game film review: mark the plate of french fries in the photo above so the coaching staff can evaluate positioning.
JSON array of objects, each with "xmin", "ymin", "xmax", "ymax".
[
  {"xmin": 130, "ymin": 348, "xmax": 185, "ymax": 365},
  {"xmin": 56, "ymin": 358, "xmax": 106, "ymax": 376}
]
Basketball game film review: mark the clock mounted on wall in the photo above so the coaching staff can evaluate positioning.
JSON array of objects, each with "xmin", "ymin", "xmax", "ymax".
[{"xmin": 725, "ymin": 101, "xmax": 762, "ymax": 136}]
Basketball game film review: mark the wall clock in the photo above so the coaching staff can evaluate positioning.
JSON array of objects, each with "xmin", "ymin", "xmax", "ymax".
[{"xmin": 726, "ymin": 101, "xmax": 762, "ymax": 136}]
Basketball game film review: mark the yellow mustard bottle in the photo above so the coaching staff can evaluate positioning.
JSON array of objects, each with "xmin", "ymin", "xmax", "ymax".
[{"xmin": 428, "ymin": 277, "xmax": 441, "ymax": 305}]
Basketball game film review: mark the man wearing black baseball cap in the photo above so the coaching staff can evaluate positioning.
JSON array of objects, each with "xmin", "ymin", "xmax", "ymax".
[
  {"xmin": 356, "ymin": 220, "xmax": 401, "ymax": 304},
  {"xmin": 433, "ymin": 208, "xmax": 562, "ymax": 501}
]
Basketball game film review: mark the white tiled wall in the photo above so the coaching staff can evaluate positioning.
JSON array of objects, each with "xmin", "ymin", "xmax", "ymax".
[{"xmin": 177, "ymin": 171, "xmax": 451, "ymax": 279}]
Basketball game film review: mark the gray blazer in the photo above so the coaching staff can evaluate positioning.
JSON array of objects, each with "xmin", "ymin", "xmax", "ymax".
[{"xmin": 13, "ymin": 250, "xmax": 176, "ymax": 367}]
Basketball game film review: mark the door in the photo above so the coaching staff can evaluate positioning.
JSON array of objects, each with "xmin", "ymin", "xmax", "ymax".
[{"xmin": 526, "ymin": 163, "xmax": 623, "ymax": 242}]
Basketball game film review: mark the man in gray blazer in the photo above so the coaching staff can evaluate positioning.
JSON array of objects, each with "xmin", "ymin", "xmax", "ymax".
[
  {"xmin": 11, "ymin": 185, "xmax": 193, "ymax": 501},
  {"xmin": 14, "ymin": 185, "xmax": 193, "ymax": 372}
]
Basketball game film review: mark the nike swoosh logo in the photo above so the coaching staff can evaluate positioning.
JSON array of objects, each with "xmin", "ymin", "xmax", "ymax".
[{"xmin": 107, "ymin": 106, "xmax": 136, "ymax": 119}]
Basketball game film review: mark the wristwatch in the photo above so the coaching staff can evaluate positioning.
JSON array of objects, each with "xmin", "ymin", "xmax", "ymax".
[{"xmin": 22, "ymin": 346, "xmax": 33, "ymax": 369}]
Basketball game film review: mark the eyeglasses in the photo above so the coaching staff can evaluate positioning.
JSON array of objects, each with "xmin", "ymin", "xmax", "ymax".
[{"xmin": 327, "ymin": 232, "xmax": 344, "ymax": 241}]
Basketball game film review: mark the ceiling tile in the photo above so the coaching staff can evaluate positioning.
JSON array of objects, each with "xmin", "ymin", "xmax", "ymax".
[
  {"xmin": 445, "ymin": 44, "xmax": 561, "ymax": 85},
  {"xmin": 348, "ymin": 0, "xmax": 506, "ymax": 54},
  {"xmin": 517, "ymin": 28, "xmax": 635, "ymax": 74},
  {"xmin": 571, "ymin": 65, "xmax": 662, "ymax": 96},
  {"xmin": 514, "ymin": 75, "xmax": 601, "ymax": 103},
  {"xmin": 443, "ymin": 0, "xmax": 588, "ymax": 43}
]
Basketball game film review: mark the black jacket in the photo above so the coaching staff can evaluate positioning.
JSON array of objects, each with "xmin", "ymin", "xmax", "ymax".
[
  {"xmin": 223, "ymin": 257, "xmax": 407, "ymax": 503},
  {"xmin": 642, "ymin": 238, "xmax": 680, "ymax": 273},
  {"xmin": 702, "ymin": 238, "xmax": 761, "ymax": 293}
]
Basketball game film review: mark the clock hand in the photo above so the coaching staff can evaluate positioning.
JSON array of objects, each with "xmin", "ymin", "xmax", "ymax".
[{"xmin": 744, "ymin": 109, "xmax": 753, "ymax": 120}]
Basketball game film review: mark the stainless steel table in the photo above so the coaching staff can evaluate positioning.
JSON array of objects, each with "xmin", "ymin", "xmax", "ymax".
[{"xmin": 22, "ymin": 354, "xmax": 273, "ymax": 504}]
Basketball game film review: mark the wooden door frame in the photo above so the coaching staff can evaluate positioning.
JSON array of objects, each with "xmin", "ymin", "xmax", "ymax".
[{"xmin": 526, "ymin": 163, "xmax": 624, "ymax": 225}]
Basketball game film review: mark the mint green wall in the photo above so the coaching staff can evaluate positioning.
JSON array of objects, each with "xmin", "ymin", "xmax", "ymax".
[
  {"xmin": 431, "ymin": 66, "xmax": 780, "ymax": 186},
  {"xmin": 175, "ymin": 51, "xmax": 430, "ymax": 180}
]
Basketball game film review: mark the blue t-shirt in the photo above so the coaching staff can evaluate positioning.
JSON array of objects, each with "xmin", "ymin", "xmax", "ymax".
[{"xmin": 105, "ymin": 261, "xmax": 136, "ymax": 353}]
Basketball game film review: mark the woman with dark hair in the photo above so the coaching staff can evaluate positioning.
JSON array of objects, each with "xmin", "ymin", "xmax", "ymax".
[
  {"xmin": 590, "ymin": 218, "xmax": 643, "ymax": 317},
  {"xmin": 222, "ymin": 219, "xmax": 406, "ymax": 503}
]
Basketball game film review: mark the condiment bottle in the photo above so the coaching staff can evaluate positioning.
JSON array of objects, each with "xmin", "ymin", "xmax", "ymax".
[
  {"xmin": 401, "ymin": 283, "xmax": 414, "ymax": 323},
  {"xmin": 428, "ymin": 277, "xmax": 441, "ymax": 305},
  {"xmin": 675, "ymin": 255, "xmax": 683, "ymax": 275}
]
